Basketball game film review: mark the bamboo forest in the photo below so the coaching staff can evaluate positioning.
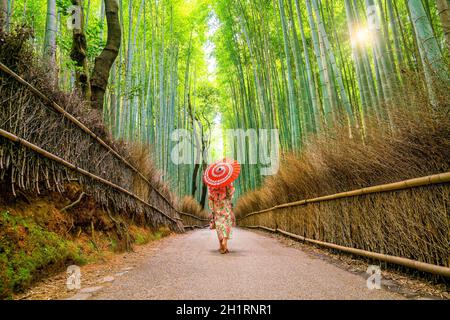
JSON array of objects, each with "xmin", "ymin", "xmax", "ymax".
[
  {"xmin": 0, "ymin": 0, "xmax": 449, "ymax": 301},
  {"xmin": 0, "ymin": 0, "xmax": 446, "ymax": 200}
]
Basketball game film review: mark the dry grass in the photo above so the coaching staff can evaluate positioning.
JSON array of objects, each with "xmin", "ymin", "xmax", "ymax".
[
  {"xmin": 126, "ymin": 142, "xmax": 174, "ymax": 203},
  {"xmin": 179, "ymin": 196, "xmax": 209, "ymax": 227},
  {"xmin": 237, "ymin": 71, "xmax": 450, "ymax": 275}
]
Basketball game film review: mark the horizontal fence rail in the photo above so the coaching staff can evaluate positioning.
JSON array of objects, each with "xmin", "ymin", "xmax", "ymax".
[
  {"xmin": 0, "ymin": 62, "xmax": 179, "ymax": 216},
  {"xmin": 178, "ymin": 211, "xmax": 210, "ymax": 222},
  {"xmin": 184, "ymin": 224, "xmax": 209, "ymax": 229},
  {"xmin": 245, "ymin": 226, "xmax": 450, "ymax": 278},
  {"xmin": 178, "ymin": 211, "xmax": 210, "ymax": 231},
  {"xmin": 0, "ymin": 128, "xmax": 180, "ymax": 224},
  {"xmin": 240, "ymin": 173, "xmax": 450, "ymax": 277},
  {"xmin": 239, "ymin": 171, "xmax": 450, "ymax": 220}
]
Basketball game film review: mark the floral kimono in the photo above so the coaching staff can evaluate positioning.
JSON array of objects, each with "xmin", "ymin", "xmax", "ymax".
[{"xmin": 208, "ymin": 184, "xmax": 236, "ymax": 240}]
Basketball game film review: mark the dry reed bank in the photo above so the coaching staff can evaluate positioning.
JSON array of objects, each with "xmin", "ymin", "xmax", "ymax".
[
  {"xmin": 236, "ymin": 71, "xmax": 450, "ymax": 276},
  {"xmin": 179, "ymin": 196, "xmax": 209, "ymax": 227}
]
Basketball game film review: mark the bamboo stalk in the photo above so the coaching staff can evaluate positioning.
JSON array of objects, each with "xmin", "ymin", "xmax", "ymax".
[
  {"xmin": 240, "ymin": 171, "xmax": 450, "ymax": 219},
  {"xmin": 0, "ymin": 128, "xmax": 182, "ymax": 224}
]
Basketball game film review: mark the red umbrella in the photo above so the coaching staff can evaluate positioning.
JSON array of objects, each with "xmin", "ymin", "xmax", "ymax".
[{"xmin": 203, "ymin": 158, "xmax": 240, "ymax": 188}]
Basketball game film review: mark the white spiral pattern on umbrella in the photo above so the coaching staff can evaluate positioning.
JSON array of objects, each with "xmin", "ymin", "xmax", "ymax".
[{"xmin": 203, "ymin": 161, "xmax": 234, "ymax": 187}]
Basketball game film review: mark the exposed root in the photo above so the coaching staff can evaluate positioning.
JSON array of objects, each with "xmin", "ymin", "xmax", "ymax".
[{"xmin": 60, "ymin": 192, "xmax": 85, "ymax": 212}]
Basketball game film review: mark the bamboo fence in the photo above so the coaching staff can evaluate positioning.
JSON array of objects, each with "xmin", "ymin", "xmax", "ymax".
[
  {"xmin": 0, "ymin": 128, "xmax": 181, "ymax": 224},
  {"xmin": 0, "ymin": 61, "xmax": 208, "ymax": 231},
  {"xmin": 240, "ymin": 173, "xmax": 450, "ymax": 277},
  {"xmin": 178, "ymin": 211, "xmax": 210, "ymax": 229},
  {"xmin": 0, "ymin": 62, "xmax": 176, "ymax": 213},
  {"xmin": 239, "ymin": 171, "xmax": 450, "ymax": 219}
]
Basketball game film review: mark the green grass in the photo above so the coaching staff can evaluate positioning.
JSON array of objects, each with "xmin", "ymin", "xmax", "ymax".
[
  {"xmin": 131, "ymin": 226, "xmax": 171, "ymax": 246},
  {"xmin": 0, "ymin": 211, "xmax": 85, "ymax": 299},
  {"xmin": 134, "ymin": 232, "xmax": 149, "ymax": 245}
]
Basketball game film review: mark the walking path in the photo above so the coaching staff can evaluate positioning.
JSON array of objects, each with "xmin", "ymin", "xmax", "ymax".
[{"xmin": 91, "ymin": 228, "xmax": 403, "ymax": 300}]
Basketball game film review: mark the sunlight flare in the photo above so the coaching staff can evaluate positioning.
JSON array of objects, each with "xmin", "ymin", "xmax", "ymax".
[{"xmin": 352, "ymin": 27, "xmax": 372, "ymax": 46}]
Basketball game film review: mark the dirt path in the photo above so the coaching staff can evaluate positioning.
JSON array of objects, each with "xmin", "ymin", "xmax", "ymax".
[{"xmin": 87, "ymin": 228, "xmax": 406, "ymax": 300}]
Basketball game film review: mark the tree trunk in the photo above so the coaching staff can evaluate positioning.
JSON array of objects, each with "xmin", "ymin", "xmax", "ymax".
[
  {"xmin": 0, "ymin": 0, "xmax": 7, "ymax": 32},
  {"xmin": 6, "ymin": 0, "xmax": 12, "ymax": 31},
  {"xmin": 387, "ymin": 0, "xmax": 404, "ymax": 68},
  {"xmin": 70, "ymin": 0, "xmax": 91, "ymax": 101},
  {"xmin": 91, "ymin": 0, "xmax": 121, "ymax": 111},
  {"xmin": 312, "ymin": 0, "xmax": 354, "ymax": 124},
  {"xmin": 295, "ymin": 0, "xmax": 321, "ymax": 133},
  {"xmin": 278, "ymin": 0, "xmax": 299, "ymax": 149},
  {"xmin": 43, "ymin": 0, "xmax": 57, "ymax": 83},
  {"xmin": 305, "ymin": 0, "xmax": 331, "ymax": 125},
  {"xmin": 436, "ymin": 0, "xmax": 450, "ymax": 53},
  {"xmin": 85, "ymin": 0, "xmax": 91, "ymax": 26},
  {"xmin": 408, "ymin": 0, "xmax": 449, "ymax": 99},
  {"xmin": 191, "ymin": 163, "xmax": 199, "ymax": 197},
  {"xmin": 188, "ymin": 93, "xmax": 202, "ymax": 198},
  {"xmin": 199, "ymin": 166, "xmax": 208, "ymax": 209}
]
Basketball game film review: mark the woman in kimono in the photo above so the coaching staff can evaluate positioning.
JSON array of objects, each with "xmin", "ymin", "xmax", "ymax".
[{"xmin": 208, "ymin": 183, "xmax": 236, "ymax": 254}]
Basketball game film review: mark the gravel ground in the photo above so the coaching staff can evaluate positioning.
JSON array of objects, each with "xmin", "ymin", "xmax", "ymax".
[{"xmin": 90, "ymin": 228, "xmax": 406, "ymax": 300}]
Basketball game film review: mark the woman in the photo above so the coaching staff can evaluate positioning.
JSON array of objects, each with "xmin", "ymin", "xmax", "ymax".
[{"xmin": 208, "ymin": 183, "xmax": 236, "ymax": 254}]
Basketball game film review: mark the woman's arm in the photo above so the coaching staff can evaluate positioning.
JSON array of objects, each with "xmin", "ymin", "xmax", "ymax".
[{"xmin": 226, "ymin": 185, "xmax": 235, "ymax": 199}]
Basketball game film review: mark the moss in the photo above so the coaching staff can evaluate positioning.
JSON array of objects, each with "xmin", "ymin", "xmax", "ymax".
[
  {"xmin": 0, "ymin": 206, "xmax": 174, "ymax": 299},
  {"xmin": 0, "ymin": 211, "xmax": 85, "ymax": 299},
  {"xmin": 109, "ymin": 238, "xmax": 118, "ymax": 251},
  {"xmin": 134, "ymin": 232, "xmax": 148, "ymax": 245},
  {"xmin": 157, "ymin": 226, "xmax": 172, "ymax": 238},
  {"xmin": 130, "ymin": 226, "xmax": 172, "ymax": 246}
]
